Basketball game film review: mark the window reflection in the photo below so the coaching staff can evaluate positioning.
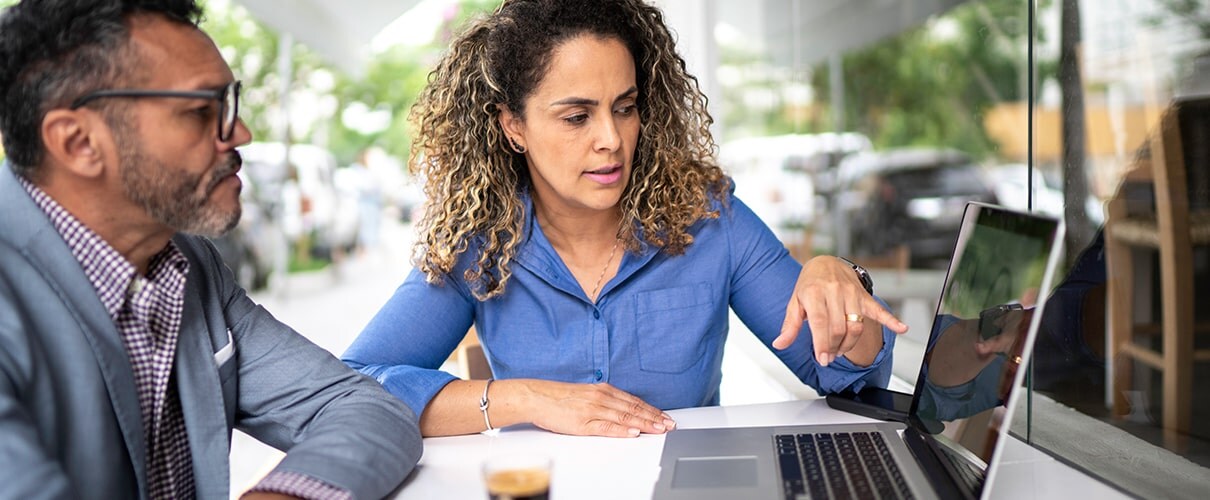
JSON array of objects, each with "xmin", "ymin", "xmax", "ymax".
[
  {"xmin": 1036, "ymin": 2, "xmax": 1210, "ymax": 496},
  {"xmin": 709, "ymin": 0, "xmax": 1210, "ymax": 496}
]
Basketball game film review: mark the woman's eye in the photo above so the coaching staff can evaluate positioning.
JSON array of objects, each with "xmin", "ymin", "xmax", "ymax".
[
  {"xmin": 615, "ymin": 104, "xmax": 636, "ymax": 116},
  {"xmin": 193, "ymin": 105, "xmax": 215, "ymax": 118},
  {"xmin": 564, "ymin": 113, "xmax": 588, "ymax": 125}
]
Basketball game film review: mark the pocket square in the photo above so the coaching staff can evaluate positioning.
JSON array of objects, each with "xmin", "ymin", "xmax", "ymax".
[{"xmin": 214, "ymin": 328, "xmax": 235, "ymax": 366}]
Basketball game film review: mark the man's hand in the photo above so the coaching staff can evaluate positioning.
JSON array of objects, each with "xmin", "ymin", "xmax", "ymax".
[{"xmin": 774, "ymin": 256, "xmax": 909, "ymax": 367}]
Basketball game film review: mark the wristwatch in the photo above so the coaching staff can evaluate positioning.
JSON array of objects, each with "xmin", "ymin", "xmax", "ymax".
[{"xmin": 836, "ymin": 257, "xmax": 874, "ymax": 295}]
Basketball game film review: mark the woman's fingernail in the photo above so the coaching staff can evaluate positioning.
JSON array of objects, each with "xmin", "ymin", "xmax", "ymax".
[
  {"xmin": 628, "ymin": 428, "xmax": 640, "ymax": 436},
  {"xmin": 654, "ymin": 423, "xmax": 666, "ymax": 431},
  {"xmin": 664, "ymin": 419, "xmax": 677, "ymax": 429}
]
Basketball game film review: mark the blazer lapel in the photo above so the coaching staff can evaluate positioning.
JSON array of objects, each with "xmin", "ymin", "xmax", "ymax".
[
  {"xmin": 175, "ymin": 264, "xmax": 230, "ymax": 500},
  {"xmin": 0, "ymin": 166, "xmax": 148, "ymax": 492}
]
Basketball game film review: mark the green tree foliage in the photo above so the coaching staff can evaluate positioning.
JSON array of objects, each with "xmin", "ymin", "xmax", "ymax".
[
  {"xmin": 807, "ymin": 0, "xmax": 1049, "ymax": 160},
  {"xmin": 1146, "ymin": 0, "xmax": 1210, "ymax": 39},
  {"xmin": 198, "ymin": 0, "xmax": 500, "ymax": 166},
  {"xmin": 200, "ymin": 0, "xmax": 328, "ymax": 146},
  {"xmin": 326, "ymin": 45, "xmax": 431, "ymax": 163},
  {"xmin": 325, "ymin": 0, "xmax": 497, "ymax": 164},
  {"xmin": 716, "ymin": 43, "xmax": 820, "ymax": 141}
]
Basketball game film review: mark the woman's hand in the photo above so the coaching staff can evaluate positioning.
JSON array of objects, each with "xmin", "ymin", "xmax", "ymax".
[
  {"xmin": 517, "ymin": 380, "xmax": 676, "ymax": 438},
  {"xmin": 773, "ymin": 256, "xmax": 909, "ymax": 367}
]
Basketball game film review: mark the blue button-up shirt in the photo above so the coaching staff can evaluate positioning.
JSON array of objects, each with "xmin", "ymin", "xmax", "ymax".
[{"xmin": 343, "ymin": 190, "xmax": 896, "ymax": 415}]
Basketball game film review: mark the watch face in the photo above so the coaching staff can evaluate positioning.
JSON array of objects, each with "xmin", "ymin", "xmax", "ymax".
[
  {"xmin": 838, "ymin": 257, "xmax": 874, "ymax": 294},
  {"xmin": 853, "ymin": 265, "xmax": 873, "ymax": 294}
]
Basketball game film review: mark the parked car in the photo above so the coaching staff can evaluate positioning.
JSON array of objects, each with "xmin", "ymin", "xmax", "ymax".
[
  {"xmin": 238, "ymin": 142, "xmax": 360, "ymax": 260},
  {"xmin": 986, "ymin": 163, "xmax": 1105, "ymax": 225},
  {"xmin": 834, "ymin": 148, "xmax": 998, "ymax": 268},
  {"xmin": 212, "ymin": 170, "xmax": 289, "ymax": 291},
  {"xmin": 720, "ymin": 133, "xmax": 872, "ymax": 244},
  {"xmin": 985, "ymin": 163, "xmax": 1064, "ymax": 218}
]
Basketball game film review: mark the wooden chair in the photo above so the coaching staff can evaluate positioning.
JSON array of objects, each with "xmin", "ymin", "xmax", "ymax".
[
  {"xmin": 788, "ymin": 225, "xmax": 910, "ymax": 274},
  {"xmin": 851, "ymin": 244, "xmax": 911, "ymax": 274},
  {"xmin": 450, "ymin": 327, "xmax": 492, "ymax": 380},
  {"xmin": 1105, "ymin": 95, "xmax": 1210, "ymax": 438}
]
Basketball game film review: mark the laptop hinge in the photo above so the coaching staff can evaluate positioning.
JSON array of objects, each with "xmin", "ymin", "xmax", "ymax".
[{"xmin": 903, "ymin": 426, "xmax": 978, "ymax": 500}]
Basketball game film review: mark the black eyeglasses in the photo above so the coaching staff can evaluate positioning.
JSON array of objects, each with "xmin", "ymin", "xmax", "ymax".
[{"xmin": 70, "ymin": 80, "xmax": 242, "ymax": 142}]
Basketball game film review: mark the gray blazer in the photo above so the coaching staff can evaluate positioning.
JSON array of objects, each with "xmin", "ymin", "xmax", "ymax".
[{"xmin": 0, "ymin": 165, "xmax": 422, "ymax": 500}]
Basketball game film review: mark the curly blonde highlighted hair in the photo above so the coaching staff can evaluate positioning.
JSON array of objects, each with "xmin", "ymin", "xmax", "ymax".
[{"xmin": 409, "ymin": 0, "xmax": 729, "ymax": 300}]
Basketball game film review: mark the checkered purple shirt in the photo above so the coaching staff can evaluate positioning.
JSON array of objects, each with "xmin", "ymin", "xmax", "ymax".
[
  {"xmin": 21, "ymin": 179, "xmax": 351, "ymax": 499},
  {"xmin": 19, "ymin": 178, "xmax": 194, "ymax": 498}
]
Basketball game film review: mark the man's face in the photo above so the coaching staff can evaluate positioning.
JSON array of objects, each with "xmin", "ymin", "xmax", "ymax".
[
  {"xmin": 114, "ymin": 118, "xmax": 242, "ymax": 237},
  {"xmin": 110, "ymin": 15, "xmax": 252, "ymax": 237}
]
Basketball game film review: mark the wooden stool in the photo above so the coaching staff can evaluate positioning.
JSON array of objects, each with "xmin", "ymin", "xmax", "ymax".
[{"xmin": 1105, "ymin": 96, "xmax": 1210, "ymax": 439}]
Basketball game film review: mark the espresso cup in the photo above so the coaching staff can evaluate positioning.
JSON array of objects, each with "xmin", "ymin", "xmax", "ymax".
[{"xmin": 482, "ymin": 454, "xmax": 551, "ymax": 500}]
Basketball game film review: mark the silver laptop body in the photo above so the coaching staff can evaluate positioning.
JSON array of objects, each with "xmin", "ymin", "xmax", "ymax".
[{"xmin": 654, "ymin": 202, "xmax": 1065, "ymax": 500}]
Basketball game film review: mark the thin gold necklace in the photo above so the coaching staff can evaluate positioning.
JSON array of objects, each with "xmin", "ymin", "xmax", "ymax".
[{"xmin": 589, "ymin": 238, "xmax": 621, "ymax": 302}]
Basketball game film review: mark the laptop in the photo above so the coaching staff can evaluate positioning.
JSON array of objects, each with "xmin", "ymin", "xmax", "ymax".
[{"xmin": 653, "ymin": 202, "xmax": 1064, "ymax": 500}]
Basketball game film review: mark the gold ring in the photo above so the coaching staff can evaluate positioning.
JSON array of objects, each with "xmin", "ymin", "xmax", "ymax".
[
  {"xmin": 1010, "ymin": 355, "xmax": 1023, "ymax": 365},
  {"xmin": 845, "ymin": 313, "xmax": 863, "ymax": 323}
]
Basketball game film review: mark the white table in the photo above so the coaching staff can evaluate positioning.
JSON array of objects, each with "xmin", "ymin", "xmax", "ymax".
[{"xmin": 389, "ymin": 399, "xmax": 1126, "ymax": 499}]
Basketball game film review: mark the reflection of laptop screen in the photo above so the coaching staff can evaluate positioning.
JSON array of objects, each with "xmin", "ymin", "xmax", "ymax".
[{"xmin": 653, "ymin": 203, "xmax": 1064, "ymax": 500}]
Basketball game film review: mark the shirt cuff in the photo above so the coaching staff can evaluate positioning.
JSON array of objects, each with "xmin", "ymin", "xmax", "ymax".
[{"xmin": 247, "ymin": 471, "xmax": 352, "ymax": 500}]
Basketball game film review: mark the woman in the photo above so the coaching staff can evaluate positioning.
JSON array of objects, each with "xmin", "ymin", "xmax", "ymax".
[{"xmin": 343, "ymin": 0, "xmax": 908, "ymax": 438}]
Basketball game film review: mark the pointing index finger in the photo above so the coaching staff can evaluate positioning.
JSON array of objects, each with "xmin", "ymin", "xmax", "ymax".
[{"xmin": 863, "ymin": 297, "xmax": 909, "ymax": 334}]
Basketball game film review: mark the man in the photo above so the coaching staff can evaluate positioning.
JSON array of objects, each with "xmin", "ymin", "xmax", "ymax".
[{"xmin": 0, "ymin": 1, "xmax": 421, "ymax": 499}]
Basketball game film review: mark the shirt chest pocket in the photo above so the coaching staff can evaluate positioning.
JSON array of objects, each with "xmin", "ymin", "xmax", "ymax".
[{"xmin": 634, "ymin": 283, "xmax": 715, "ymax": 374}]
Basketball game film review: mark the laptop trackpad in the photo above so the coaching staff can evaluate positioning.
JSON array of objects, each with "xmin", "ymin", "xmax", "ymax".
[{"xmin": 671, "ymin": 456, "xmax": 759, "ymax": 488}]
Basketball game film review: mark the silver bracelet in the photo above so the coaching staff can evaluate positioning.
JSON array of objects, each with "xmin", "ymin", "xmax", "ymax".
[{"xmin": 479, "ymin": 378, "xmax": 494, "ymax": 431}]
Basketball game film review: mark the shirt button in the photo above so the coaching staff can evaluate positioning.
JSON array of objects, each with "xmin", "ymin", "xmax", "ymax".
[
  {"xmin": 594, "ymin": 370, "xmax": 603, "ymax": 381},
  {"xmin": 593, "ymin": 310, "xmax": 600, "ymax": 319}
]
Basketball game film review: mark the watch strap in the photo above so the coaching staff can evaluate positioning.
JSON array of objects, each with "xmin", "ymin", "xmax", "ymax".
[{"xmin": 836, "ymin": 256, "xmax": 874, "ymax": 295}]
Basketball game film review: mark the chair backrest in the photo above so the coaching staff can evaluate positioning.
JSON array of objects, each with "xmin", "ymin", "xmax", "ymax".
[
  {"xmin": 1174, "ymin": 97, "xmax": 1210, "ymax": 212},
  {"xmin": 457, "ymin": 342, "xmax": 493, "ymax": 381},
  {"xmin": 1143, "ymin": 95, "xmax": 1210, "ymax": 250}
]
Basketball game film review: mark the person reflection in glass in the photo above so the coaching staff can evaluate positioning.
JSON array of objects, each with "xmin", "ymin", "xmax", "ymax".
[{"xmin": 916, "ymin": 222, "xmax": 1050, "ymax": 424}]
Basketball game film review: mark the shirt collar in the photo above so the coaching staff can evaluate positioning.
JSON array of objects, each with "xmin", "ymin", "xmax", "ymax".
[
  {"xmin": 511, "ymin": 189, "xmax": 659, "ymax": 302},
  {"xmin": 16, "ymin": 176, "xmax": 189, "ymax": 319}
]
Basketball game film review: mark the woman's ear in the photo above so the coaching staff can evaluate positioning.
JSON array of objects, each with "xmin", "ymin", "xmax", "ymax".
[
  {"xmin": 496, "ymin": 104, "xmax": 526, "ymax": 153},
  {"xmin": 41, "ymin": 109, "xmax": 107, "ymax": 179}
]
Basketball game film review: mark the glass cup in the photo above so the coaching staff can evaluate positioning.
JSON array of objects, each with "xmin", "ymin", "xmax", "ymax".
[{"xmin": 482, "ymin": 453, "xmax": 551, "ymax": 500}]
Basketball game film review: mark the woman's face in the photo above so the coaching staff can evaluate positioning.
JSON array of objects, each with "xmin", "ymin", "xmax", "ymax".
[{"xmin": 500, "ymin": 35, "xmax": 640, "ymax": 217}]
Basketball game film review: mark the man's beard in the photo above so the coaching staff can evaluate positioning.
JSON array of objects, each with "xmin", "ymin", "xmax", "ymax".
[{"xmin": 117, "ymin": 133, "xmax": 243, "ymax": 238}]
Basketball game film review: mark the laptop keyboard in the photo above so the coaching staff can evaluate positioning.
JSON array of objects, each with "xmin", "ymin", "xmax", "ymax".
[
  {"xmin": 936, "ymin": 440, "xmax": 986, "ymax": 494},
  {"xmin": 775, "ymin": 431, "xmax": 913, "ymax": 500}
]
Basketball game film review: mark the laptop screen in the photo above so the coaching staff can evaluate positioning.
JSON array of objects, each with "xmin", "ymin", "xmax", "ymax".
[{"xmin": 910, "ymin": 203, "xmax": 1062, "ymax": 466}]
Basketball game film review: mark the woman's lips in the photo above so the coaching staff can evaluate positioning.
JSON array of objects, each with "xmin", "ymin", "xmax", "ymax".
[{"xmin": 584, "ymin": 165, "xmax": 623, "ymax": 185}]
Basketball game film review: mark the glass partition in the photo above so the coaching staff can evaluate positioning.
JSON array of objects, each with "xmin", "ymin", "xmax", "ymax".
[
  {"xmin": 702, "ymin": 0, "xmax": 1038, "ymax": 383},
  {"xmin": 1022, "ymin": 1, "xmax": 1210, "ymax": 497},
  {"xmin": 700, "ymin": 0, "xmax": 1210, "ymax": 496}
]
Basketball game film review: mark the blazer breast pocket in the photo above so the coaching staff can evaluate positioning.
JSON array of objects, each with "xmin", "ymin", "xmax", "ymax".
[{"xmin": 215, "ymin": 328, "xmax": 238, "ymax": 385}]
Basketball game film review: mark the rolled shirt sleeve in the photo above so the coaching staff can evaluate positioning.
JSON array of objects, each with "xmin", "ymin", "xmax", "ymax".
[{"xmin": 343, "ymin": 269, "xmax": 474, "ymax": 417}]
